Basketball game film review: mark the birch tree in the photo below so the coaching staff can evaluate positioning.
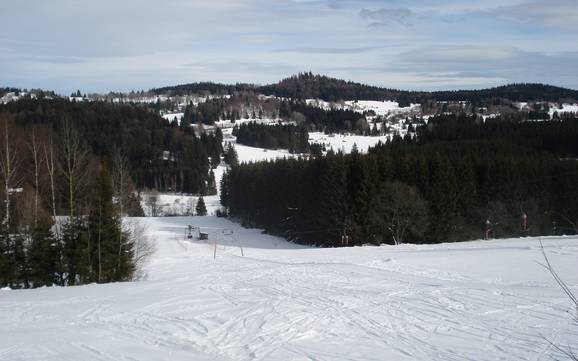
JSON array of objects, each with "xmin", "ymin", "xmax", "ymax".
[
  {"xmin": 0, "ymin": 116, "xmax": 21, "ymax": 232},
  {"xmin": 60, "ymin": 119, "xmax": 89, "ymax": 218},
  {"xmin": 43, "ymin": 136, "xmax": 58, "ymax": 224},
  {"xmin": 27, "ymin": 128, "xmax": 42, "ymax": 229}
]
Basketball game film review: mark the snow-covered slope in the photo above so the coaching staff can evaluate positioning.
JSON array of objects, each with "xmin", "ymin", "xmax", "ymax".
[{"xmin": 1, "ymin": 216, "xmax": 577, "ymax": 361}]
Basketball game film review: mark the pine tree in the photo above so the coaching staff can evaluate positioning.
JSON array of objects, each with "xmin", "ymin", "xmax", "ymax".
[
  {"xmin": 224, "ymin": 145, "xmax": 238, "ymax": 167},
  {"xmin": 61, "ymin": 218, "xmax": 90, "ymax": 285},
  {"xmin": 196, "ymin": 196, "xmax": 207, "ymax": 216},
  {"xmin": 207, "ymin": 170, "xmax": 217, "ymax": 195},
  {"xmin": 27, "ymin": 219, "xmax": 59, "ymax": 287},
  {"xmin": 220, "ymin": 171, "xmax": 229, "ymax": 211},
  {"xmin": 88, "ymin": 170, "xmax": 134, "ymax": 283}
]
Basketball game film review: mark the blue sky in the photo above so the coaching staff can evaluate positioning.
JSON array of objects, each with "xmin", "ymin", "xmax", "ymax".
[{"xmin": 1, "ymin": 0, "xmax": 577, "ymax": 93}]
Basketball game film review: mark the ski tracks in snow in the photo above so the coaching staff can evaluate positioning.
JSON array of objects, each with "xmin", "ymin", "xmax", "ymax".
[{"xmin": 1, "ymin": 218, "xmax": 577, "ymax": 361}]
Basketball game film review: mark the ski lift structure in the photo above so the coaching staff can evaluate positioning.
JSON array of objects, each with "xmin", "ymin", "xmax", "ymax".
[
  {"xmin": 185, "ymin": 225, "xmax": 207, "ymax": 241},
  {"xmin": 183, "ymin": 225, "xmax": 243, "ymax": 259}
]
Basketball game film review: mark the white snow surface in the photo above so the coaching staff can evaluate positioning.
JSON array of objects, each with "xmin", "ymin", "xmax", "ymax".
[
  {"xmin": 309, "ymin": 132, "xmax": 389, "ymax": 153},
  {"xmin": 142, "ymin": 164, "xmax": 228, "ymax": 216},
  {"xmin": 306, "ymin": 99, "xmax": 420, "ymax": 117},
  {"xmin": 162, "ymin": 112, "xmax": 184, "ymax": 124},
  {"xmin": 550, "ymin": 103, "xmax": 578, "ymax": 118},
  {"xmin": 234, "ymin": 144, "xmax": 296, "ymax": 164},
  {"xmin": 1, "ymin": 215, "xmax": 577, "ymax": 361}
]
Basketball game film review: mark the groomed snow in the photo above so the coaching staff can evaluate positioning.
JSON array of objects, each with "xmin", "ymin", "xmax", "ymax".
[{"xmin": 1, "ymin": 216, "xmax": 577, "ymax": 361}]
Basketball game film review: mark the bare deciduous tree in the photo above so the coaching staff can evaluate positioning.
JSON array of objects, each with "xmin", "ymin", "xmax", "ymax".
[
  {"xmin": 112, "ymin": 151, "xmax": 131, "ymax": 217},
  {"xmin": 60, "ymin": 119, "xmax": 89, "ymax": 218},
  {"xmin": 27, "ymin": 128, "xmax": 43, "ymax": 229},
  {"xmin": 43, "ymin": 136, "xmax": 58, "ymax": 226},
  {"xmin": 144, "ymin": 190, "xmax": 160, "ymax": 217},
  {"xmin": 368, "ymin": 181, "xmax": 429, "ymax": 245},
  {"xmin": 125, "ymin": 219, "xmax": 155, "ymax": 281},
  {"xmin": 0, "ymin": 116, "xmax": 22, "ymax": 231}
]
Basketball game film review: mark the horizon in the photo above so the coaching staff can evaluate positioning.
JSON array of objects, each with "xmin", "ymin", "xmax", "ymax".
[
  {"xmin": 2, "ymin": 0, "xmax": 578, "ymax": 94},
  {"xmin": 5, "ymin": 74, "xmax": 578, "ymax": 97}
]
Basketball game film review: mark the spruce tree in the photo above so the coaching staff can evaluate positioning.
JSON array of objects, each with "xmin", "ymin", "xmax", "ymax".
[
  {"xmin": 207, "ymin": 170, "xmax": 217, "ymax": 195},
  {"xmin": 88, "ymin": 170, "xmax": 134, "ymax": 283},
  {"xmin": 27, "ymin": 219, "xmax": 59, "ymax": 287},
  {"xmin": 196, "ymin": 196, "xmax": 207, "ymax": 216},
  {"xmin": 224, "ymin": 145, "xmax": 238, "ymax": 167},
  {"xmin": 62, "ymin": 218, "xmax": 90, "ymax": 285}
]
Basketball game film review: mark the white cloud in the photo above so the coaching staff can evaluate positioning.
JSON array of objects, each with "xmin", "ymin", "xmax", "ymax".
[
  {"xmin": 490, "ymin": 0, "xmax": 578, "ymax": 31},
  {"xmin": 0, "ymin": 0, "xmax": 577, "ymax": 92}
]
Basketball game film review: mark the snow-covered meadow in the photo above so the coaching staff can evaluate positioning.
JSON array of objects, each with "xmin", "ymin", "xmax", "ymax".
[
  {"xmin": 1, "ymin": 216, "xmax": 576, "ymax": 360},
  {"xmin": 308, "ymin": 132, "xmax": 390, "ymax": 154}
]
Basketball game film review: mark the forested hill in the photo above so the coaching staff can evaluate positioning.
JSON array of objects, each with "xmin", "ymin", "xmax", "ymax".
[
  {"xmin": 258, "ymin": 73, "xmax": 578, "ymax": 103},
  {"xmin": 430, "ymin": 83, "xmax": 578, "ymax": 103},
  {"xmin": 258, "ymin": 73, "xmax": 408, "ymax": 102},
  {"xmin": 150, "ymin": 82, "xmax": 256, "ymax": 96},
  {"xmin": 1, "ymin": 87, "xmax": 21, "ymax": 96}
]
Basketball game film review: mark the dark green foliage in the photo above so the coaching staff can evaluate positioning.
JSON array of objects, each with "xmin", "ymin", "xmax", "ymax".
[
  {"xmin": 207, "ymin": 170, "xmax": 217, "ymax": 195},
  {"xmin": 27, "ymin": 219, "xmax": 60, "ymax": 287},
  {"xmin": 58, "ymin": 171, "xmax": 135, "ymax": 286},
  {"xmin": 196, "ymin": 197, "xmax": 207, "ymax": 216},
  {"xmin": 150, "ymin": 82, "xmax": 255, "ymax": 96},
  {"xmin": 0, "ymin": 233, "xmax": 13, "ymax": 287},
  {"xmin": 184, "ymin": 98, "xmax": 227, "ymax": 125},
  {"xmin": 367, "ymin": 181, "xmax": 429, "ymax": 245},
  {"xmin": 0, "ymin": 233, "xmax": 28, "ymax": 288},
  {"xmin": 259, "ymin": 72, "xmax": 578, "ymax": 103},
  {"xmin": 233, "ymin": 122, "xmax": 309, "ymax": 153},
  {"xmin": 0, "ymin": 98, "xmax": 222, "ymax": 194},
  {"xmin": 61, "ymin": 218, "xmax": 90, "ymax": 285},
  {"xmin": 258, "ymin": 72, "xmax": 408, "ymax": 102},
  {"xmin": 225, "ymin": 130, "xmax": 578, "ymax": 246},
  {"xmin": 0, "ymin": 172, "xmax": 137, "ymax": 288},
  {"xmin": 419, "ymin": 113, "xmax": 578, "ymax": 157},
  {"xmin": 279, "ymin": 100, "xmax": 367, "ymax": 133},
  {"xmin": 220, "ymin": 171, "xmax": 230, "ymax": 211},
  {"xmin": 88, "ymin": 170, "xmax": 134, "ymax": 283},
  {"xmin": 151, "ymin": 74, "xmax": 578, "ymax": 104},
  {"xmin": 223, "ymin": 145, "xmax": 238, "ymax": 166}
]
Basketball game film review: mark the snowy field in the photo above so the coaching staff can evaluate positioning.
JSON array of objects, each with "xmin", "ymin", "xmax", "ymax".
[
  {"xmin": 1, "ymin": 215, "xmax": 577, "ymax": 361},
  {"xmin": 309, "ymin": 132, "xmax": 390, "ymax": 154},
  {"xmin": 161, "ymin": 112, "xmax": 184, "ymax": 124},
  {"xmin": 306, "ymin": 99, "xmax": 420, "ymax": 117},
  {"xmin": 234, "ymin": 144, "xmax": 296, "ymax": 164}
]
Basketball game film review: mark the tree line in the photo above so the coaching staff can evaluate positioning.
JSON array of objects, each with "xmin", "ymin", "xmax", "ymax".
[
  {"xmin": 258, "ymin": 73, "xmax": 578, "ymax": 104},
  {"xmin": 233, "ymin": 122, "xmax": 310, "ymax": 153},
  {"xmin": 0, "ymin": 97, "xmax": 223, "ymax": 194},
  {"xmin": 222, "ymin": 119, "xmax": 578, "ymax": 247},
  {"xmin": 419, "ymin": 113, "xmax": 578, "ymax": 157},
  {"xmin": 0, "ymin": 114, "xmax": 153, "ymax": 288}
]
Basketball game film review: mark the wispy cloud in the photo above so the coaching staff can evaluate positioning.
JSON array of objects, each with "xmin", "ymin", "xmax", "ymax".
[
  {"xmin": 273, "ymin": 47, "xmax": 382, "ymax": 54},
  {"xmin": 1, "ymin": 0, "xmax": 577, "ymax": 92},
  {"xmin": 359, "ymin": 7, "xmax": 413, "ymax": 27},
  {"xmin": 487, "ymin": 0, "xmax": 578, "ymax": 31}
]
